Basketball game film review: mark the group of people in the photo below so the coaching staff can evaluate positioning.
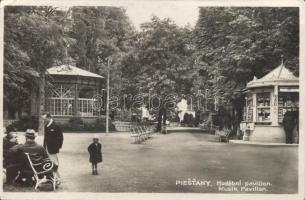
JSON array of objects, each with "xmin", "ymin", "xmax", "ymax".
[
  {"xmin": 3, "ymin": 113, "xmax": 104, "ymax": 188},
  {"xmin": 3, "ymin": 113, "xmax": 63, "ymax": 186}
]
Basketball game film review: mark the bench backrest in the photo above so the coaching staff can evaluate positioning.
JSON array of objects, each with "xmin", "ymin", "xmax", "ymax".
[{"xmin": 25, "ymin": 153, "xmax": 54, "ymax": 176}]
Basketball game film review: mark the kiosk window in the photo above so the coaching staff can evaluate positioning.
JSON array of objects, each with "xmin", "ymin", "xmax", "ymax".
[
  {"xmin": 256, "ymin": 93, "xmax": 271, "ymax": 122},
  {"xmin": 243, "ymin": 98, "xmax": 253, "ymax": 122},
  {"xmin": 278, "ymin": 93, "xmax": 299, "ymax": 122}
]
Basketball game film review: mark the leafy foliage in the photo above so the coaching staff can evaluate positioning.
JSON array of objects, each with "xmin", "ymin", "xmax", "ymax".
[
  {"xmin": 4, "ymin": 6, "xmax": 299, "ymax": 132},
  {"xmin": 4, "ymin": 6, "xmax": 70, "ymax": 119},
  {"xmin": 69, "ymin": 6, "xmax": 136, "ymax": 95},
  {"xmin": 192, "ymin": 7, "xmax": 299, "ymax": 107}
]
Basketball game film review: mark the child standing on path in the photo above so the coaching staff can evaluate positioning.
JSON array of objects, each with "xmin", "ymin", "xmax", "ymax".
[{"xmin": 88, "ymin": 135, "xmax": 103, "ymax": 175}]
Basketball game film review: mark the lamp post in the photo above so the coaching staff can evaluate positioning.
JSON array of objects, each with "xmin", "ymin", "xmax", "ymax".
[
  {"xmin": 106, "ymin": 58, "xmax": 111, "ymax": 135},
  {"xmin": 214, "ymin": 96, "xmax": 217, "ymax": 111},
  {"xmin": 101, "ymin": 88, "xmax": 105, "ymax": 111},
  {"xmin": 205, "ymin": 89, "xmax": 209, "ymax": 112},
  {"xmin": 148, "ymin": 88, "xmax": 152, "ymax": 111},
  {"xmin": 245, "ymin": 96, "xmax": 248, "ymax": 121}
]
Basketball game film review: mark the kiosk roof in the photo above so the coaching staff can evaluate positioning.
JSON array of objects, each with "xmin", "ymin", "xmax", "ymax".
[{"xmin": 247, "ymin": 64, "xmax": 298, "ymax": 88}]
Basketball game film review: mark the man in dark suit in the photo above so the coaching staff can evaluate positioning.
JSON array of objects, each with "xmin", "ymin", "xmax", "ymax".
[
  {"xmin": 283, "ymin": 110, "xmax": 296, "ymax": 144},
  {"xmin": 43, "ymin": 113, "xmax": 63, "ymax": 184},
  {"xmin": 10, "ymin": 129, "xmax": 50, "ymax": 185}
]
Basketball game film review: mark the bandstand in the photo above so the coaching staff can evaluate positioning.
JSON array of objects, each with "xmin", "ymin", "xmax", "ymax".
[
  {"xmin": 240, "ymin": 64, "xmax": 299, "ymax": 143},
  {"xmin": 44, "ymin": 65, "xmax": 105, "ymax": 125}
]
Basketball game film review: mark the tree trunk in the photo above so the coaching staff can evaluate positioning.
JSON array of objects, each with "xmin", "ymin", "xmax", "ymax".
[
  {"xmin": 38, "ymin": 73, "xmax": 45, "ymax": 135},
  {"xmin": 157, "ymin": 106, "xmax": 167, "ymax": 132},
  {"xmin": 162, "ymin": 107, "xmax": 167, "ymax": 125},
  {"xmin": 30, "ymin": 87, "xmax": 39, "ymax": 116},
  {"xmin": 157, "ymin": 108, "xmax": 162, "ymax": 132}
]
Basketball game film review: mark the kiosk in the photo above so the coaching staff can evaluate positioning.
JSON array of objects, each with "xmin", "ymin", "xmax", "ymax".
[{"xmin": 240, "ymin": 64, "xmax": 298, "ymax": 143}]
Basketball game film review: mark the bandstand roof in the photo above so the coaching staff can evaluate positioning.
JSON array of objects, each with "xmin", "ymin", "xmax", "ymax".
[
  {"xmin": 47, "ymin": 65, "xmax": 104, "ymax": 79},
  {"xmin": 247, "ymin": 64, "xmax": 298, "ymax": 88}
]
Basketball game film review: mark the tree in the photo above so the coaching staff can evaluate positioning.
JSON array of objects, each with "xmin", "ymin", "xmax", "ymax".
[
  {"xmin": 4, "ymin": 7, "xmax": 38, "ymax": 119},
  {"xmin": 4, "ymin": 6, "xmax": 136, "ymax": 129},
  {"xmin": 5, "ymin": 6, "xmax": 299, "ymax": 134},
  {"xmin": 4, "ymin": 6, "xmax": 72, "ymax": 133},
  {"xmin": 120, "ymin": 16, "xmax": 194, "ymax": 131},
  {"xmin": 192, "ymin": 7, "xmax": 299, "ymax": 131},
  {"xmin": 69, "ymin": 7, "xmax": 135, "ymax": 92}
]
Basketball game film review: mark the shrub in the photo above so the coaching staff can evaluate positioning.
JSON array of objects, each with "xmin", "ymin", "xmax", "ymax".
[
  {"xmin": 12, "ymin": 116, "xmax": 39, "ymax": 131},
  {"xmin": 171, "ymin": 114, "xmax": 180, "ymax": 123},
  {"xmin": 93, "ymin": 118, "xmax": 116, "ymax": 132},
  {"xmin": 68, "ymin": 117, "xmax": 85, "ymax": 131},
  {"xmin": 182, "ymin": 113, "xmax": 189, "ymax": 124},
  {"xmin": 187, "ymin": 114, "xmax": 195, "ymax": 127},
  {"xmin": 182, "ymin": 113, "xmax": 195, "ymax": 126}
]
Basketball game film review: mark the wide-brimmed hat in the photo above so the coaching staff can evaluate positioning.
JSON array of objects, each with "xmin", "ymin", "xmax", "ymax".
[{"xmin": 25, "ymin": 129, "xmax": 36, "ymax": 139}]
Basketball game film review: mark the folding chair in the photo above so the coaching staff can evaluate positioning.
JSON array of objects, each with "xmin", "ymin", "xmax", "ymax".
[
  {"xmin": 138, "ymin": 126, "xmax": 146, "ymax": 140},
  {"xmin": 131, "ymin": 127, "xmax": 140, "ymax": 143},
  {"xmin": 149, "ymin": 125, "xmax": 155, "ymax": 134},
  {"xmin": 135, "ymin": 126, "xmax": 145, "ymax": 142},
  {"xmin": 142, "ymin": 126, "xmax": 150, "ymax": 139},
  {"xmin": 24, "ymin": 153, "xmax": 56, "ymax": 190}
]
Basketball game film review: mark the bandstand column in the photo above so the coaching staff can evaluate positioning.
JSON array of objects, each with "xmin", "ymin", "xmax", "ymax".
[
  {"xmin": 252, "ymin": 93, "xmax": 257, "ymax": 123},
  {"xmin": 74, "ymin": 83, "xmax": 78, "ymax": 116},
  {"xmin": 272, "ymin": 85, "xmax": 279, "ymax": 126}
]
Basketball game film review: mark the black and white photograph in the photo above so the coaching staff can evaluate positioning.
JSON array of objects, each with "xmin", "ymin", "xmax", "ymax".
[{"xmin": 0, "ymin": 0, "xmax": 303, "ymax": 199}]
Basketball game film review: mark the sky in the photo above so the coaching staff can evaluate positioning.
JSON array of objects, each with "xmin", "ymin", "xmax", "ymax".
[
  {"xmin": 124, "ymin": 2, "xmax": 200, "ymax": 30},
  {"xmin": 59, "ymin": 3, "xmax": 200, "ymax": 30}
]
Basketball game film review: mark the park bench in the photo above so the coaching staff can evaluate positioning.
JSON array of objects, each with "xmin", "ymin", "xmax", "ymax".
[
  {"xmin": 215, "ymin": 128, "xmax": 232, "ymax": 142},
  {"xmin": 23, "ymin": 153, "xmax": 57, "ymax": 190}
]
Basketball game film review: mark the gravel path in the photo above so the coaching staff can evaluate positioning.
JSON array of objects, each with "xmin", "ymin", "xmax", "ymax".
[{"xmin": 3, "ymin": 131, "xmax": 298, "ymax": 193}]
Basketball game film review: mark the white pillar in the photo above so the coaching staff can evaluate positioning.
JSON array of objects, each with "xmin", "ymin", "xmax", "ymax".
[
  {"xmin": 252, "ymin": 93, "xmax": 257, "ymax": 123},
  {"xmin": 272, "ymin": 85, "xmax": 279, "ymax": 126}
]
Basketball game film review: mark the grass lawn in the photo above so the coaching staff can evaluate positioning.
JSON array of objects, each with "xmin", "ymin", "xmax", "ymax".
[{"xmin": 3, "ymin": 131, "xmax": 298, "ymax": 193}]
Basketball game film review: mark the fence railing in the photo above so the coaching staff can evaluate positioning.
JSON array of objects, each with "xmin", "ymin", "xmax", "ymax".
[{"xmin": 3, "ymin": 119, "xmax": 18, "ymax": 127}]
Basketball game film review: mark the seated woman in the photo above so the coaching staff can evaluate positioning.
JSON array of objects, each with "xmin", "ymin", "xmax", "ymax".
[
  {"xmin": 3, "ymin": 125, "xmax": 19, "ymax": 184},
  {"xmin": 3, "ymin": 125, "xmax": 18, "ymax": 159}
]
